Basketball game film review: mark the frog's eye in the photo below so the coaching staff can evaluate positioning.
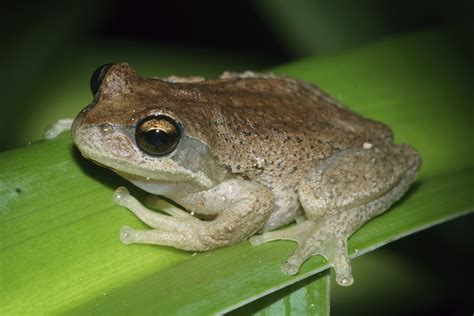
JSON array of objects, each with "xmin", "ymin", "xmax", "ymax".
[
  {"xmin": 90, "ymin": 63, "xmax": 114, "ymax": 96},
  {"xmin": 136, "ymin": 116, "xmax": 181, "ymax": 156}
]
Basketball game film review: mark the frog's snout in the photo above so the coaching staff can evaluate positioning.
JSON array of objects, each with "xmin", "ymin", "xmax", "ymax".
[{"xmin": 70, "ymin": 114, "xmax": 83, "ymax": 144}]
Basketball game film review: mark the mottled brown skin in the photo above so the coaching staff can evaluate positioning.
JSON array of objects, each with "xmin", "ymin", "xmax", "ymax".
[
  {"xmin": 82, "ymin": 64, "xmax": 393, "ymax": 225},
  {"xmin": 72, "ymin": 63, "xmax": 420, "ymax": 286},
  {"xmin": 86, "ymin": 65, "xmax": 392, "ymax": 170}
]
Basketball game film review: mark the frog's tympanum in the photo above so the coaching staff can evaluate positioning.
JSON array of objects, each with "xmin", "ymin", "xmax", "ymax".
[{"xmin": 71, "ymin": 63, "xmax": 420, "ymax": 286}]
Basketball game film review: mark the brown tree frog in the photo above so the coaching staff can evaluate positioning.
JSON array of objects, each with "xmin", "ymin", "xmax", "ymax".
[{"xmin": 53, "ymin": 63, "xmax": 421, "ymax": 286}]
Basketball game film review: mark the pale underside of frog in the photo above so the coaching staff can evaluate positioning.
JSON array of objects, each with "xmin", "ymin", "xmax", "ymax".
[{"xmin": 52, "ymin": 63, "xmax": 420, "ymax": 286}]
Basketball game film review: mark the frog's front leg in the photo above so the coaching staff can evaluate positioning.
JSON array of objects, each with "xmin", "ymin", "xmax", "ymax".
[
  {"xmin": 251, "ymin": 144, "xmax": 420, "ymax": 285},
  {"xmin": 115, "ymin": 179, "xmax": 274, "ymax": 251}
]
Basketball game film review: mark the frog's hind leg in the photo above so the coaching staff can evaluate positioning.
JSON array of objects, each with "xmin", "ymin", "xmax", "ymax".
[
  {"xmin": 282, "ymin": 181, "xmax": 416, "ymax": 286},
  {"xmin": 251, "ymin": 145, "xmax": 420, "ymax": 286},
  {"xmin": 293, "ymin": 146, "xmax": 419, "ymax": 285},
  {"xmin": 280, "ymin": 210, "xmax": 364, "ymax": 286},
  {"xmin": 251, "ymin": 210, "xmax": 362, "ymax": 285}
]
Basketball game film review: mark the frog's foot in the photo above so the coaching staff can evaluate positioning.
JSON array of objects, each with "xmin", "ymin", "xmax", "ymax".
[
  {"xmin": 281, "ymin": 144, "xmax": 420, "ymax": 285},
  {"xmin": 250, "ymin": 217, "xmax": 354, "ymax": 286},
  {"xmin": 249, "ymin": 218, "xmax": 315, "ymax": 245},
  {"xmin": 281, "ymin": 222, "xmax": 354, "ymax": 286}
]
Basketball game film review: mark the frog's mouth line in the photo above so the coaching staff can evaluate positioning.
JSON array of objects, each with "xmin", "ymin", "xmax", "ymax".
[
  {"xmin": 89, "ymin": 157, "xmax": 212, "ymax": 191},
  {"xmin": 89, "ymin": 158, "xmax": 190, "ymax": 184},
  {"xmin": 89, "ymin": 158, "xmax": 114, "ymax": 170}
]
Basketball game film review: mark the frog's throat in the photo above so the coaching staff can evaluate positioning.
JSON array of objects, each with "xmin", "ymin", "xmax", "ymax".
[{"xmin": 113, "ymin": 169, "xmax": 213, "ymax": 197}]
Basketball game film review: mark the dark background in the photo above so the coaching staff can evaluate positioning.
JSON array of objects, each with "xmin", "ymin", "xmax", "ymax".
[
  {"xmin": 2, "ymin": 1, "xmax": 473, "ymax": 315},
  {"xmin": 2, "ymin": 0, "xmax": 474, "ymax": 151}
]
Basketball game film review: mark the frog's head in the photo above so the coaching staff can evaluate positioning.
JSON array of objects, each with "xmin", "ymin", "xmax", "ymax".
[{"xmin": 72, "ymin": 63, "xmax": 227, "ymax": 196}]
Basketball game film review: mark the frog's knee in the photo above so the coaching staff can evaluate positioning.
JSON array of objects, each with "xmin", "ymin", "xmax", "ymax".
[
  {"xmin": 297, "ymin": 153, "xmax": 341, "ymax": 219},
  {"xmin": 298, "ymin": 145, "xmax": 420, "ymax": 220}
]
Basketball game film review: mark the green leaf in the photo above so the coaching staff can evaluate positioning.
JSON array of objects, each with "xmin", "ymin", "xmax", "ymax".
[
  {"xmin": 229, "ymin": 271, "xmax": 330, "ymax": 316},
  {"xmin": 1, "ymin": 29, "xmax": 472, "ymax": 315}
]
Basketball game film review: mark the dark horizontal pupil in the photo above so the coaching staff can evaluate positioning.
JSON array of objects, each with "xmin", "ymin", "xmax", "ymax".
[{"xmin": 144, "ymin": 129, "xmax": 176, "ymax": 149}]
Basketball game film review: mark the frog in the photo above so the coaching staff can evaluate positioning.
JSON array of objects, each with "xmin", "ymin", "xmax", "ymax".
[{"xmin": 64, "ymin": 62, "xmax": 420, "ymax": 286}]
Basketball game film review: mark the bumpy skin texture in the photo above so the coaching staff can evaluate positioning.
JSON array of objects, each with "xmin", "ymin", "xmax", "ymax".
[
  {"xmin": 72, "ymin": 63, "xmax": 421, "ymax": 286},
  {"xmin": 77, "ymin": 64, "xmax": 393, "ymax": 228}
]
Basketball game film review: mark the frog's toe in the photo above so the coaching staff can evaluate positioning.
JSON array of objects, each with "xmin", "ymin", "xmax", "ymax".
[
  {"xmin": 120, "ymin": 226, "xmax": 136, "ymax": 245},
  {"xmin": 336, "ymin": 272, "xmax": 354, "ymax": 286},
  {"xmin": 248, "ymin": 235, "xmax": 265, "ymax": 245},
  {"xmin": 281, "ymin": 230, "xmax": 354, "ymax": 286},
  {"xmin": 325, "ymin": 238, "xmax": 354, "ymax": 286},
  {"xmin": 281, "ymin": 256, "xmax": 304, "ymax": 275},
  {"xmin": 113, "ymin": 186, "xmax": 131, "ymax": 206},
  {"xmin": 249, "ymin": 219, "xmax": 316, "ymax": 246}
]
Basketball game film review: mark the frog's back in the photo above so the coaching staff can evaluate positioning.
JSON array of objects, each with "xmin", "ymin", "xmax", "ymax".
[
  {"xmin": 171, "ymin": 72, "xmax": 392, "ymax": 185},
  {"xmin": 93, "ymin": 67, "xmax": 392, "ymax": 186}
]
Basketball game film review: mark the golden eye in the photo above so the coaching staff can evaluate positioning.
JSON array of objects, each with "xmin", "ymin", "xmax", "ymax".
[{"xmin": 136, "ymin": 116, "xmax": 181, "ymax": 156}]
